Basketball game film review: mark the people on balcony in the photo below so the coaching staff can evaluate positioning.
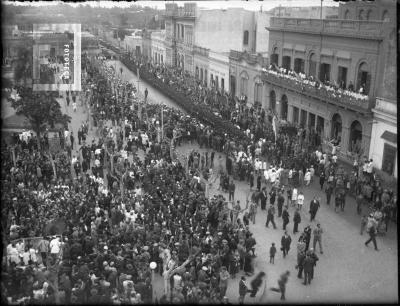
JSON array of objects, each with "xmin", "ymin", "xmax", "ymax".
[{"xmin": 262, "ymin": 65, "xmax": 369, "ymax": 103}]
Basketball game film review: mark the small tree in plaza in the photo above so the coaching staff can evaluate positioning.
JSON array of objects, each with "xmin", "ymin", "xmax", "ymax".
[{"xmin": 8, "ymin": 86, "xmax": 71, "ymax": 150}]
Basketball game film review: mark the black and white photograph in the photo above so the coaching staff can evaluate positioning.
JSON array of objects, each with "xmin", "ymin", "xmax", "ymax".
[{"xmin": 1, "ymin": 0, "xmax": 397, "ymax": 304}]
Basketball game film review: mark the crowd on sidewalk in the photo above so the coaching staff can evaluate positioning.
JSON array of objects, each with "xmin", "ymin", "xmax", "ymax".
[{"xmin": 2, "ymin": 51, "xmax": 396, "ymax": 305}]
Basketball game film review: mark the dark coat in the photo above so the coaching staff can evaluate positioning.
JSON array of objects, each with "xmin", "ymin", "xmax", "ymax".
[
  {"xmin": 239, "ymin": 280, "xmax": 249, "ymax": 296},
  {"xmin": 282, "ymin": 210, "xmax": 289, "ymax": 223},
  {"xmin": 281, "ymin": 235, "xmax": 292, "ymax": 250},
  {"xmin": 293, "ymin": 211, "xmax": 301, "ymax": 224},
  {"xmin": 303, "ymin": 256, "xmax": 315, "ymax": 273}
]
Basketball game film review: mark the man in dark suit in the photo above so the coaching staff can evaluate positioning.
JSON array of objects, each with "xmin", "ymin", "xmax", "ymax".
[
  {"xmin": 282, "ymin": 206, "xmax": 290, "ymax": 230},
  {"xmin": 281, "ymin": 231, "xmax": 292, "ymax": 258},
  {"xmin": 303, "ymin": 252, "xmax": 315, "ymax": 285},
  {"xmin": 266, "ymin": 205, "xmax": 277, "ymax": 229},
  {"xmin": 260, "ymin": 187, "xmax": 268, "ymax": 210}
]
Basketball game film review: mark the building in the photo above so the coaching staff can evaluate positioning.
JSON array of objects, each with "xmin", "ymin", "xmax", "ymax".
[
  {"xmin": 151, "ymin": 30, "xmax": 166, "ymax": 65},
  {"xmin": 268, "ymin": 6, "xmax": 338, "ymax": 19},
  {"xmin": 142, "ymin": 29, "xmax": 153, "ymax": 62},
  {"xmin": 123, "ymin": 31, "xmax": 143, "ymax": 57},
  {"xmin": 164, "ymin": 3, "xmax": 264, "ymax": 93},
  {"xmin": 261, "ymin": 0, "xmax": 396, "ymax": 166}
]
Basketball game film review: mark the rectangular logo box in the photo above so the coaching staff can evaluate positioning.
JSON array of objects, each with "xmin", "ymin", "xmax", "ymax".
[{"xmin": 32, "ymin": 23, "xmax": 81, "ymax": 91}]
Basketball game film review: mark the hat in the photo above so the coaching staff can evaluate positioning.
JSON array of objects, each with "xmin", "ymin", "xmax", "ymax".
[
  {"xmin": 103, "ymin": 261, "xmax": 108, "ymax": 266},
  {"xmin": 104, "ymin": 246, "xmax": 108, "ymax": 250},
  {"xmin": 218, "ymin": 232, "xmax": 222, "ymax": 236},
  {"xmin": 202, "ymin": 266, "xmax": 208, "ymax": 271},
  {"xmin": 174, "ymin": 242, "xmax": 180, "ymax": 246},
  {"xmin": 142, "ymin": 246, "xmax": 149, "ymax": 251}
]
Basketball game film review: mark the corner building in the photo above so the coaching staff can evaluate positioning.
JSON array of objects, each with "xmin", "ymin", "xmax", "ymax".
[{"xmin": 262, "ymin": 0, "xmax": 396, "ymax": 165}]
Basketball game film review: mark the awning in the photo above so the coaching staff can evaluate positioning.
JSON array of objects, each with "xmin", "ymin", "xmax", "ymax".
[
  {"xmin": 321, "ymin": 48, "xmax": 334, "ymax": 57},
  {"xmin": 336, "ymin": 50, "xmax": 351, "ymax": 59},
  {"xmin": 283, "ymin": 42, "xmax": 292, "ymax": 50},
  {"xmin": 294, "ymin": 44, "xmax": 306, "ymax": 52},
  {"xmin": 381, "ymin": 131, "xmax": 397, "ymax": 144}
]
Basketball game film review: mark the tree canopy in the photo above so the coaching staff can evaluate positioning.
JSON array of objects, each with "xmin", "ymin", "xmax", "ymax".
[{"xmin": 8, "ymin": 86, "xmax": 71, "ymax": 144}]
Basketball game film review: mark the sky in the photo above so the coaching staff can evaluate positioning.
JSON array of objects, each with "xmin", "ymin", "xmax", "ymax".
[{"xmin": 5, "ymin": 0, "xmax": 339, "ymax": 11}]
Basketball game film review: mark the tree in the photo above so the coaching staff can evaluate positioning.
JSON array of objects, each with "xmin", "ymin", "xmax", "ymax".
[
  {"xmin": 13, "ymin": 43, "xmax": 33, "ymax": 86},
  {"xmin": 8, "ymin": 86, "xmax": 71, "ymax": 150}
]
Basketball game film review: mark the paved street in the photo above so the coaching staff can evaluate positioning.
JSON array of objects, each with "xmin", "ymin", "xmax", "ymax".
[{"xmin": 59, "ymin": 60, "xmax": 397, "ymax": 304}]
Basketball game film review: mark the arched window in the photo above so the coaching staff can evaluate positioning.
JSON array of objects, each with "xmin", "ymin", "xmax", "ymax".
[
  {"xmin": 356, "ymin": 62, "xmax": 371, "ymax": 95},
  {"xmin": 331, "ymin": 113, "xmax": 342, "ymax": 142},
  {"xmin": 254, "ymin": 80, "xmax": 262, "ymax": 104},
  {"xmin": 349, "ymin": 120, "xmax": 363, "ymax": 154},
  {"xmin": 309, "ymin": 53, "xmax": 317, "ymax": 78},
  {"xmin": 195, "ymin": 66, "xmax": 199, "ymax": 79},
  {"xmin": 243, "ymin": 30, "xmax": 249, "ymax": 45},
  {"xmin": 344, "ymin": 9, "xmax": 350, "ymax": 20},
  {"xmin": 270, "ymin": 47, "xmax": 279, "ymax": 66},
  {"xmin": 240, "ymin": 71, "xmax": 249, "ymax": 96},
  {"xmin": 382, "ymin": 10, "xmax": 389, "ymax": 21},
  {"xmin": 200, "ymin": 68, "xmax": 203, "ymax": 81},
  {"xmin": 366, "ymin": 10, "xmax": 372, "ymax": 20},
  {"xmin": 204, "ymin": 69, "xmax": 208, "ymax": 86},
  {"xmin": 358, "ymin": 9, "xmax": 364, "ymax": 20}
]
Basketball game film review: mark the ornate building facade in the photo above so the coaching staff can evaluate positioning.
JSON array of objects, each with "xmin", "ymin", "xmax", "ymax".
[{"xmin": 261, "ymin": 0, "xmax": 396, "ymax": 167}]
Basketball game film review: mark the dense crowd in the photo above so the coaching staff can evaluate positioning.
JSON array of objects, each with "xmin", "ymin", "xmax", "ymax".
[{"xmin": 2, "ymin": 49, "xmax": 396, "ymax": 305}]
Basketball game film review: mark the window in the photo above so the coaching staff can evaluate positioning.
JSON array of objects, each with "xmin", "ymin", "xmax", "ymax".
[
  {"xmin": 182, "ymin": 25, "xmax": 184, "ymax": 38},
  {"xmin": 215, "ymin": 76, "xmax": 219, "ymax": 89},
  {"xmin": 294, "ymin": 58, "xmax": 305, "ymax": 73},
  {"xmin": 344, "ymin": 9, "xmax": 350, "ymax": 20},
  {"xmin": 204, "ymin": 69, "xmax": 208, "ymax": 86},
  {"xmin": 195, "ymin": 66, "xmax": 199, "ymax": 79},
  {"xmin": 366, "ymin": 10, "xmax": 372, "ymax": 20},
  {"xmin": 356, "ymin": 62, "xmax": 371, "ymax": 95},
  {"xmin": 382, "ymin": 143, "xmax": 396, "ymax": 175},
  {"xmin": 221, "ymin": 78, "xmax": 224, "ymax": 92},
  {"xmin": 200, "ymin": 68, "xmax": 203, "ymax": 81},
  {"xmin": 359, "ymin": 10, "xmax": 364, "ymax": 20},
  {"xmin": 382, "ymin": 10, "xmax": 389, "ymax": 21},
  {"xmin": 282, "ymin": 56, "xmax": 291, "ymax": 71},
  {"xmin": 240, "ymin": 77, "xmax": 248, "ymax": 96},
  {"xmin": 243, "ymin": 30, "xmax": 249, "ymax": 45},
  {"xmin": 337, "ymin": 66, "xmax": 348, "ymax": 89},
  {"xmin": 309, "ymin": 53, "xmax": 317, "ymax": 78},
  {"xmin": 254, "ymin": 82, "xmax": 262, "ymax": 104},
  {"xmin": 161, "ymin": 55, "xmax": 163, "ymax": 63},
  {"xmin": 210, "ymin": 74, "xmax": 214, "ymax": 87},
  {"xmin": 319, "ymin": 63, "xmax": 331, "ymax": 82}
]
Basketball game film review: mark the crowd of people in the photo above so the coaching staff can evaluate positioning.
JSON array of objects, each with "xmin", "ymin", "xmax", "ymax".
[
  {"xmin": 2, "ymin": 47, "xmax": 396, "ymax": 305},
  {"xmin": 262, "ymin": 64, "xmax": 370, "ymax": 105}
]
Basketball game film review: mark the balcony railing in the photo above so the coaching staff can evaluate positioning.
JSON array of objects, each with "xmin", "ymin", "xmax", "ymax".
[
  {"xmin": 268, "ymin": 17, "xmax": 387, "ymax": 39},
  {"xmin": 261, "ymin": 69, "xmax": 373, "ymax": 112}
]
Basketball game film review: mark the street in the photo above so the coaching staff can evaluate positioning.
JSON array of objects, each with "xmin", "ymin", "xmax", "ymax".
[{"xmin": 60, "ymin": 59, "xmax": 397, "ymax": 304}]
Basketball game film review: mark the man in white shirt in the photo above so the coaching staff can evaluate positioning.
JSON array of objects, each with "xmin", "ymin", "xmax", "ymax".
[{"xmin": 50, "ymin": 237, "xmax": 61, "ymax": 256}]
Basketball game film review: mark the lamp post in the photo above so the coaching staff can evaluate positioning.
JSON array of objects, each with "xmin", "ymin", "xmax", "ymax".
[{"xmin": 149, "ymin": 261, "xmax": 157, "ymax": 302}]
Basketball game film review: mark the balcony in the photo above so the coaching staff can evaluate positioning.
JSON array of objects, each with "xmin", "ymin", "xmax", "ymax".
[
  {"xmin": 229, "ymin": 50, "xmax": 267, "ymax": 66},
  {"xmin": 261, "ymin": 69, "xmax": 374, "ymax": 112},
  {"xmin": 268, "ymin": 17, "xmax": 388, "ymax": 40},
  {"xmin": 194, "ymin": 45, "xmax": 209, "ymax": 57}
]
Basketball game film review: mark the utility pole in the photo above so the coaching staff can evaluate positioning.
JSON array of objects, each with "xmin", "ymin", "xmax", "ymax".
[{"xmin": 161, "ymin": 104, "xmax": 164, "ymax": 140}]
